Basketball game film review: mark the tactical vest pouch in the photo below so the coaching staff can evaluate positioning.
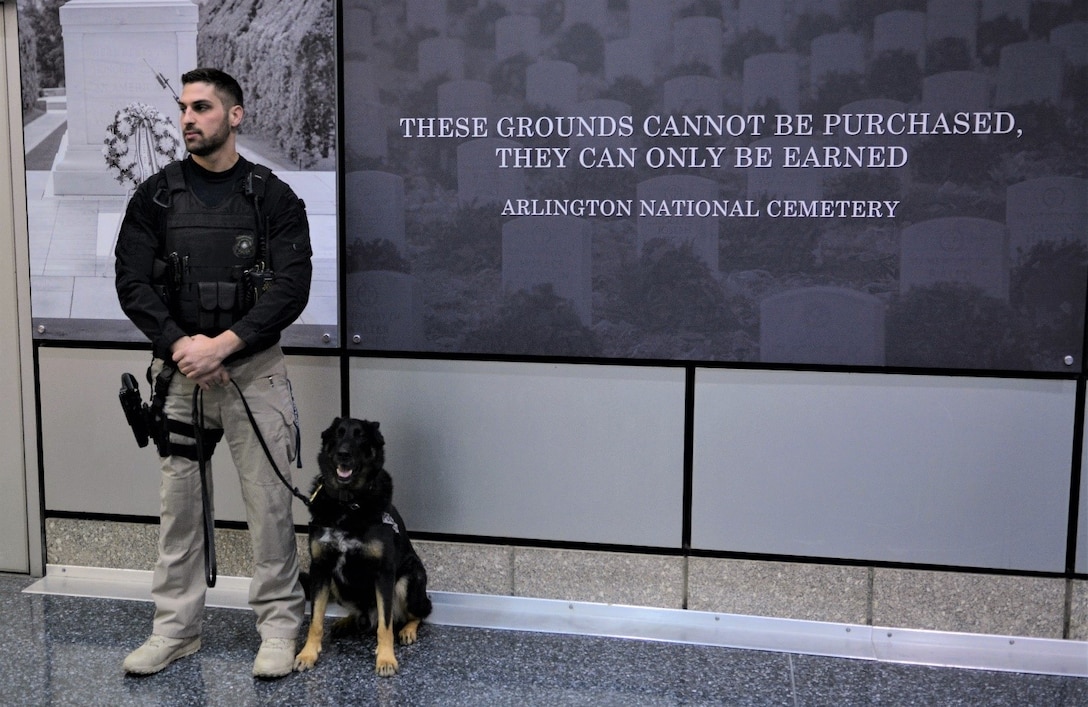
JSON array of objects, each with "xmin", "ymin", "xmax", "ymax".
[{"xmin": 197, "ymin": 281, "xmax": 240, "ymax": 331}]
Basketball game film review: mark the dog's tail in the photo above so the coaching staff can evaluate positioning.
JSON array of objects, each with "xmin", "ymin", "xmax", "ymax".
[{"xmin": 299, "ymin": 570, "xmax": 312, "ymax": 601}]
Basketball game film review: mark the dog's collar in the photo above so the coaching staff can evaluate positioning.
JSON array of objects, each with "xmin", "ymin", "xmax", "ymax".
[
  {"xmin": 310, "ymin": 482, "xmax": 358, "ymax": 509},
  {"xmin": 310, "ymin": 483, "xmax": 400, "ymax": 534}
]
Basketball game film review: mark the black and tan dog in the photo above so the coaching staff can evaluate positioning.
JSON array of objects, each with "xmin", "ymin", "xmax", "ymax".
[{"xmin": 293, "ymin": 417, "xmax": 432, "ymax": 676}]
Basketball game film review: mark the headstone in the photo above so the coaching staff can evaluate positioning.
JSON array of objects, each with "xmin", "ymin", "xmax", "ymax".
[
  {"xmin": 743, "ymin": 53, "xmax": 800, "ymax": 113},
  {"xmin": 926, "ymin": 0, "xmax": 977, "ymax": 55},
  {"xmin": 567, "ymin": 99, "xmax": 634, "ymax": 156},
  {"xmin": 341, "ymin": 0, "xmax": 375, "ymax": 61},
  {"xmin": 345, "ymin": 171, "xmax": 406, "ymax": 253},
  {"xmin": 526, "ymin": 61, "xmax": 578, "ymax": 111},
  {"xmin": 873, "ymin": 10, "xmax": 926, "ymax": 67},
  {"xmin": 54, "ymin": 0, "xmax": 198, "ymax": 196},
  {"xmin": 1005, "ymin": 177, "xmax": 1088, "ymax": 259},
  {"xmin": 746, "ymin": 136, "xmax": 824, "ymax": 201},
  {"xmin": 418, "ymin": 36, "xmax": 465, "ymax": 81},
  {"xmin": 810, "ymin": 32, "xmax": 866, "ymax": 87},
  {"xmin": 437, "ymin": 79, "xmax": 494, "ymax": 126},
  {"xmin": 493, "ymin": 0, "xmax": 535, "ymax": 14},
  {"xmin": 495, "ymin": 14, "xmax": 540, "ymax": 61},
  {"xmin": 1050, "ymin": 22, "xmax": 1088, "ymax": 67},
  {"xmin": 502, "ymin": 216, "xmax": 593, "ymax": 324},
  {"xmin": 798, "ymin": 0, "xmax": 844, "ymax": 19},
  {"xmin": 900, "ymin": 217, "xmax": 1010, "ymax": 300},
  {"xmin": 342, "ymin": 64, "xmax": 388, "ymax": 167},
  {"xmin": 563, "ymin": 0, "xmax": 608, "ymax": 33},
  {"xmin": 921, "ymin": 71, "xmax": 991, "ymax": 112},
  {"xmin": 663, "ymin": 75, "xmax": 723, "ymax": 115},
  {"xmin": 980, "ymin": 0, "xmax": 1030, "ymax": 25},
  {"xmin": 636, "ymin": 175, "xmax": 721, "ymax": 271},
  {"xmin": 605, "ymin": 38, "xmax": 656, "ymax": 85},
  {"xmin": 457, "ymin": 137, "xmax": 526, "ymax": 207},
  {"xmin": 407, "ymin": 0, "xmax": 446, "ymax": 34},
  {"xmin": 760, "ymin": 286, "xmax": 886, "ymax": 365},
  {"xmin": 739, "ymin": 0, "xmax": 787, "ymax": 46},
  {"xmin": 627, "ymin": 0, "xmax": 672, "ymax": 66},
  {"xmin": 994, "ymin": 40, "xmax": 1064, "ymax": 106},
  {"xmin": 671, "ymin": 17, "xmax": 723, "ymax": 77},
  {"xmin": 346, "ymin": 271, "xmax": 425, "ymax": 350}
]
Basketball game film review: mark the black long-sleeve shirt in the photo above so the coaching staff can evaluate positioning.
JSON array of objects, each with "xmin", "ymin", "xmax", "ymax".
[{"xmin": 115, "ymin": 156, "xmax": 313, "ymax": 360}]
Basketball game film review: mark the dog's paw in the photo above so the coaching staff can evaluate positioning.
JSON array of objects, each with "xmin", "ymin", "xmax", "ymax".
[
  {"xmin": 293, "ymin": 646, "xmax": 320, "ymax": 671},
  {"xmin": 375, "ymin": 655, "xmax": 399, "ymax": 677},
  {"xmin": 398, "ymin": 623, "xmax": 420, "ymax": 645}
]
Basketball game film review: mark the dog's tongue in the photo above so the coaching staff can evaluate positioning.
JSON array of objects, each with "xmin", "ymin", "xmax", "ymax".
[{"xmin": 337, "ymin": 465, "xmax": 353, "ymax": 480}]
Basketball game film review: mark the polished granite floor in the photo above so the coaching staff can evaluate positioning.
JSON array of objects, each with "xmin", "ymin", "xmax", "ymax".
[{"xmin": 2, "ymin": 573, "xmax": 1085, "ymax": 707}]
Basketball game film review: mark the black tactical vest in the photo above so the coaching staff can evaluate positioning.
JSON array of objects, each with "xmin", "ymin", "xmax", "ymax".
[{"xmin": 155, "ymin": 161, "xmax": 270, "ymax": 334}]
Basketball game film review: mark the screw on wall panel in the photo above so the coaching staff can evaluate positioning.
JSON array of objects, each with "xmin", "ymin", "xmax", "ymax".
[
  {"xmin": 1064, "ymin": 355, "xmax": 1075, "ymax": 366},
  {"xmin": 352, "ymin": 334, "xmax": 362, "ymax": 344}
]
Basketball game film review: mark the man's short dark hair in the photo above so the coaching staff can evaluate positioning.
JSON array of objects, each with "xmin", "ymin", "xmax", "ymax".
[{"xmin": 181, "ymin": 68, "xmax": 244, "ymax": 108}]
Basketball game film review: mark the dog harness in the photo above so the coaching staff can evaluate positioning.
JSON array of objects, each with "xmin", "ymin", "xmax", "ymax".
[{"xmin": 307, "ymin": 484, "xmax": 401, "ymax": 535}]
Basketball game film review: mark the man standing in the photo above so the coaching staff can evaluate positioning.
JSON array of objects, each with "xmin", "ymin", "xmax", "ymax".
[{"xmin": 115, "ymin": 68, "xmax": 311, "ymax": 678}]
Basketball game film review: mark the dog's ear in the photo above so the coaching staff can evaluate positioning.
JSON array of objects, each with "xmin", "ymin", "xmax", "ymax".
[
  {"xmin": 321, "ymin": 417, "xmax": 342, "ymax": 445},
  {"xmin": 365, "ymin": 420, "xmax": 384, "ymax": 446}
]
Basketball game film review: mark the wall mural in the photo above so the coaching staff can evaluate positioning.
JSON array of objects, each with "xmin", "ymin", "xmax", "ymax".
[
  {"xmin": 15, "ymin": 0, "xmax": 1088, "ymax": 372},
  {"xmin": 16, "ymin": 0, "xmax": 336, "ymax": 347},
  {"xmin": 342, "ymin": 0, "xmax": 1088, "ymax": 372}
]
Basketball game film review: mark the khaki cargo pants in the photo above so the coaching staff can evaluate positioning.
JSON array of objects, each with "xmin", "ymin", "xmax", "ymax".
[{"xmin": 149, "ymin": 345, "xmax": 304, "ymax": 641}]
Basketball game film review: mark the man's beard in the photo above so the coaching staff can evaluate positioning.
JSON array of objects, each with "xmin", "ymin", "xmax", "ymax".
[{"xmin": 185, "ymin": 119, "xmax": 231, "ymax": 157}]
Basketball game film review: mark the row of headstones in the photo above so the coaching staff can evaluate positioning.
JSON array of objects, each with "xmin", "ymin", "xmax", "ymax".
[
  {"xmin": 346, "ymin": 170, "xmax": 1087, "ymax": 344},
  {"xmin": 347, "ymin": 271, "xmax": 998, "ymax": 365},
  {"xmin": 348, "ymin": 266, "xmax": 889, "ymax": 364},
  {"xmin": 397, "ymin": 0, "xmax": 1085, "ymax": 64},
  {"xmin": 343, "ymin": 0, "xmax": 1088, "ymax": 93}
]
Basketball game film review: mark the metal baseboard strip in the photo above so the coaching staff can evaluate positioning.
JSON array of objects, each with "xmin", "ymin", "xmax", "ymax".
[{"xmin": 25, "ymin": 565, "xmax": 1088, "ymax": 678}]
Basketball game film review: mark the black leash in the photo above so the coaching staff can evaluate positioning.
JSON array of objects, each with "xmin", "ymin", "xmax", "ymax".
[{"xmin": 228, "ymin": 378, "xmax": 312, "ymax": 507}]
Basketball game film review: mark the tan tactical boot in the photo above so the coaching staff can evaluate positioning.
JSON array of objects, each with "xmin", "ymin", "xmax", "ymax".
[
  {"xmin": 123, "ymin": 635, "xmax": 201, "ymax": 675},
  {"xmin": 252, "ymin": 637, "xmax": 296, "ymax": 678}
]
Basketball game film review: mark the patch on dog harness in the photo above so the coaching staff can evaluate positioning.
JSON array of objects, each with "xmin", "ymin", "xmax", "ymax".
[{"xmin": 383, "ymin": 512, "xmax": 400, "ymax": 535}]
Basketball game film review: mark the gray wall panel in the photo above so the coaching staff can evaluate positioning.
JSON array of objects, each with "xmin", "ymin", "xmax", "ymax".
[
  {"xmin": 39, "ymin": 349, "xmax": 340, "ymax": 524},
  {"xmin": 349, "ymin": 358, "xmax": 687, "ymax": 547},
  {"xmin": 692, "ymin": 370, "xmax": 1075, "ymax": 573}
]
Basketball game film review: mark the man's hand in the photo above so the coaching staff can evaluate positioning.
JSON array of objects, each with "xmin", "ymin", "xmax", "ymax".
[{"xmin": 171, "ymin": 332, "xmax": 245, "ymax": 390}]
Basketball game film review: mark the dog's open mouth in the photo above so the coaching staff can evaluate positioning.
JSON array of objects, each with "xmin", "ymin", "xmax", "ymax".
[{"xmin": 336, "ymin": 465, "xmax": 354, "ymax": 481}]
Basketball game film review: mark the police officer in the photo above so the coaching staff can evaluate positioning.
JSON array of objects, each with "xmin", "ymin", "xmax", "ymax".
[{"xmin": 115, "ymin": 68, "xmax": 311, "ymax": 678}]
